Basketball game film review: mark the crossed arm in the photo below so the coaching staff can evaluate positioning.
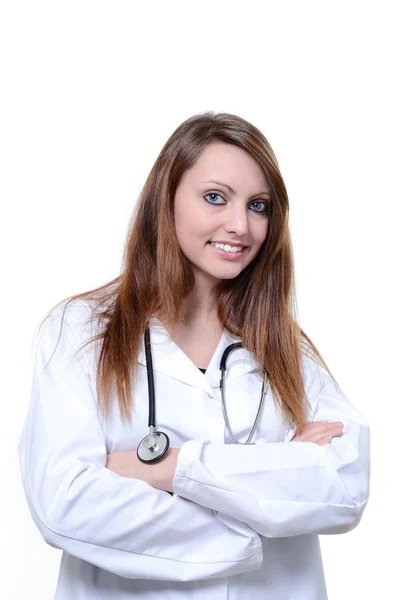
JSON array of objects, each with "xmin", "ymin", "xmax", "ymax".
[
  {"xmin": 106, "ymin": 447, "xmax": 180, "ymax": 492},
  {"xmin": 23, "ymin": 305, "xmax": 367, "ymax": 583},
  {"xmin": 106, "ymin": 420, "xmax": 345, "ymax": 491}
]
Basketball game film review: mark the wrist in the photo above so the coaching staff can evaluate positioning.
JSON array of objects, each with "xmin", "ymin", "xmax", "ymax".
[{"xmin": 151, "ymin": 448, "xmax": 180, "ymax": 493}]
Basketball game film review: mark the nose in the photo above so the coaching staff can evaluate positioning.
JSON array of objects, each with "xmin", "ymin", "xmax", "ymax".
[{"xmin": 223, "ymin": 202, "xmax": 248, "ymax": 236}]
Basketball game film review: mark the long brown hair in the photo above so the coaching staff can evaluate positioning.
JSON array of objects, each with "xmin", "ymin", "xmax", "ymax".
[{"xmin": 40, "ymin": 111, "xmax": 340, "ymax": 434}]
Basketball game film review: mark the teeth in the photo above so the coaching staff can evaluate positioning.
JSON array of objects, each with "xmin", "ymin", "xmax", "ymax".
[{"xmin": 210, "ymin": 242, "xmax": 244, "ymax": 252}]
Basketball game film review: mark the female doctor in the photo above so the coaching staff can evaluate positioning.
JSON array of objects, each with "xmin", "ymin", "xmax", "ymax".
[{"xmin": 19, "ymin": 111, "xmax": 370, "ymax": 600}]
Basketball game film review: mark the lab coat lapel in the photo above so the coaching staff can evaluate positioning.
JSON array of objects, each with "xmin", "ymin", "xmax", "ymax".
[
  {"xmin": 137, "ymin": 319, "xmax": 259, "ymax": 393},
  {"xmin": 137, "ymin": 318, "xmax": 215, "ymax": 393},
  {"xmin": 209, "ymin": 330, "xmax": 261, "ymax": 388}
]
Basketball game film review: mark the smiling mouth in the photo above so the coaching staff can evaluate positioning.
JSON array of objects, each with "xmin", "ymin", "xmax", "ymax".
[{"xmin": 209, "ymin": 242, "xmax": 247, "ymax": 253}]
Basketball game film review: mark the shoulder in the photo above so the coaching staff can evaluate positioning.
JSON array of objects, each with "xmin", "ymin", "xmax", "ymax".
[
  {"xmin": 39, "ymin": 298, "xmax": 94, "ymax": 339},
  {"xmin": 35, "ymin": 298, "xmax": 102, "ymax": 372},
  {"xmin": 300, "ymin": 347, "xmax": 345, "ymax": 411}
]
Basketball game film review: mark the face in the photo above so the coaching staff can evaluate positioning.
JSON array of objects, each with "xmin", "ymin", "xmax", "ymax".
[{"xmin": 173, "ymin": 142, "xmax": 271, "ymax": 287}]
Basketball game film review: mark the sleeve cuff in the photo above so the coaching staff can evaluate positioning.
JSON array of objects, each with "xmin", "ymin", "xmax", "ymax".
[{"xmin": 173, "ymin": 439, "xmax": 210, "ymax": 493}]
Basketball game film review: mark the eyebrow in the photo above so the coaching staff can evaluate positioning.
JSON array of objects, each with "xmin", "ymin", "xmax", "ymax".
[{"xmin": 202, "ymin": 179, "xmax": 271, "ymax": 197}]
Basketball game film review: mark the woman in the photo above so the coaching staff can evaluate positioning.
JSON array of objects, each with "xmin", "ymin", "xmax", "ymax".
[{"xmin": 18, "ymin": 111, "xmax": 370, "ymax": 599}]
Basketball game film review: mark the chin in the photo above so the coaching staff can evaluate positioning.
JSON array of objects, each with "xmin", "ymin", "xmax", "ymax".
[
  {"xmin": 192, "ymin": 261, "xmax": 247, "ymax": 283},
  {"xmin": 209, "ymin": 267, "xmax": 244, "ymax": 280}
]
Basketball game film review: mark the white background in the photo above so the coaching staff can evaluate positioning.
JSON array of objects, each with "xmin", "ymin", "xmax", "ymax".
[{"xmin": 1, "ymin": 1, "xmax": 413, "ymax": 598}]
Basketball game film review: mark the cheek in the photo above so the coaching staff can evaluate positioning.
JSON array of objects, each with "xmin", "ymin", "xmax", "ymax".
[
  {"xmin": 174, "ymin": 206, "xmax": 207, "ymax": 252},
  {"xmin": 262, "ymin": 220, "xmax": 270, "ymax": 243},
  {"xmin": 175, "ymin": 203, "xmax": 210, "ymax": 238},
  {"xmin": 252, "ymin": 217, "xmax": 269, "ymax": 246},
  {"xmin": 174, "ymin": 203, "xmax": 191, "ymax": 241}
]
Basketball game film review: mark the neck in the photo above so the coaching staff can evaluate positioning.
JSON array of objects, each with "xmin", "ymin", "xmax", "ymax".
[
  {"xmin": 180, "ymin": 283, "xmax": 220, "ymax": 326},
  {"xmin": 157, "ymin": 272, "xmax": 224, "ymax": 331}
]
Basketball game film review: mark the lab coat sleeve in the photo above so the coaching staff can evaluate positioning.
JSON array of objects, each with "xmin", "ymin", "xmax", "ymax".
[
  {"xmin": 18, "ymin": 305, "xmax": 262, "ymax": 581},
  {"xmin": 173, "ymin": 356, "xmax": 370, "ymax": 538}
]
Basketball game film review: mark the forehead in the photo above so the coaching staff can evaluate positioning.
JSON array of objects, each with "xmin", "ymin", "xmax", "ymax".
[{"xmin": 182, "ymin": 142, "xmax": 270, "ymax": 192}]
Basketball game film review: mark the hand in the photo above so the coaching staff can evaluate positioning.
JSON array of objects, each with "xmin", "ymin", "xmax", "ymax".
[
  {"xmin": 106, "ymin": 448, "xmax": 180, "ymax": 493},
  {"xmin": 292, "ymin": 420, "xmax": 343, "ymax": 446}
]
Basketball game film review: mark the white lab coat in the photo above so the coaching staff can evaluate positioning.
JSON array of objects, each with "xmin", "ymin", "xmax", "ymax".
[{"xmin": 18, "ymin": 300, "xmax": 370, "ymax": 599}]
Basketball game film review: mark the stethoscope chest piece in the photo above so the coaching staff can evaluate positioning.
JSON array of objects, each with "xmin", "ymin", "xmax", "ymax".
[{"xmin": 137, "ymin": 430, "xmax": 170, "ymax": 463}]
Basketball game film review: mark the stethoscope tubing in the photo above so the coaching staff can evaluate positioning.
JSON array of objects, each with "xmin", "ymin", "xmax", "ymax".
[
  {"xmin": 144, "ymin": 328, "xmax": 156, "ymax": 428},
  {"xmin": 137, "ymin": 329, "xmax": 170, "ymax": 463},
  {"xmin": 220, "ymin": 366, "xmax": 268, "ymax": 445},
  {"xmin": 137, "ymin": 327, "xmax": 267, "ymax": 463}
]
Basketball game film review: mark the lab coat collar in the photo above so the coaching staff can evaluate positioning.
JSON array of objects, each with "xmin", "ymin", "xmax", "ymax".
[{"xmin": 137, "ymin": 318, "xmax": 260, "ymax": 393}]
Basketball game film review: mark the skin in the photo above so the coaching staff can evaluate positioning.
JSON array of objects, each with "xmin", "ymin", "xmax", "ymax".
[
  {"xmin": 163, "ymin": 141, "xmax": 273, "ymax": 366},
  {"xmin": 174, "ymin": 142, "xmax": 271, "ymax": 298},
  {"xmin": 106, "ymin": 142, "xmax": 343, "ymax": 490}
]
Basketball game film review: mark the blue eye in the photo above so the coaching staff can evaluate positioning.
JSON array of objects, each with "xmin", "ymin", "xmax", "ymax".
[
  {"xmin": 250, "ymin": 201, "xmax": 268, "ymax": 213},
  {"xmin": 204, "ymin": 193, "xmax": 225, "ymax": 205},
  {"xmin": 203, "ymin": 193, "xmax": 268, "ymax": 213}
]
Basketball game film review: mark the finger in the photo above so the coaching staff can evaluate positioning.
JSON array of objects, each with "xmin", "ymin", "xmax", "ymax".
[
  {"xmin": 299, "ymin": 425, "xmax": 344, "ymax": 444},
  {"xmin": 292, "ymin": 422, "xmax": 343, "ymax": 443},
  {"xmin": 308, "ymin": 420, "xmax": 343, "ymax": 429},
  {"xmin": 301, "ymin": 421, "xmax": 343, "ymax": 432},
  {"xmin": 314, "ymin": 429, "xmax": 344, "ymax": 445},
  {"xmin": 300, "ymin": 422, "xmax": 343, "ymax": 439}
]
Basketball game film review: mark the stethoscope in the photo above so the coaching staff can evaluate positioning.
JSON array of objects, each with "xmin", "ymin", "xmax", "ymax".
[{"xmin": 137, "ymin": 327, "xmax": 268, "ymax": 463}]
